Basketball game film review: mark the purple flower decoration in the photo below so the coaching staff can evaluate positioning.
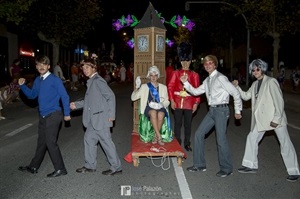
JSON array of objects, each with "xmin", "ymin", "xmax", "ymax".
[
  {"xmin": 174, "ymin": 15, "xmax": 182, "ymax": 26},
  {"xmin": 125, "ymin": 15, "xmax": 133, "ymax": 26},
  {"xmin": 186, "ymin": 20, "xmax": 195, "ymax": 31},
  {"xmin": 113, "ymin": 20, "xmax": 123, "ymax": 31},
  {"xmin": 166, "ymin": 40, "xmax": 174, "ymax": 47},
  {"xmin": 127, "ymin": 38, "xmax": 134, "ymax": 49}
]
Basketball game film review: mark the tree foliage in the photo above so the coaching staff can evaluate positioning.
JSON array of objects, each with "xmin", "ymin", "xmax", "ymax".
[
  {"xmin": 20, "ymin": 0, "xmax": 103, "ymax": 47},
  {"xmin": 0, "ymin": 0, "xmax": 35, "ymax": 24},
  {"xmin": 225, "ymin": 0, "xmax": 300, "ymax": 74}
]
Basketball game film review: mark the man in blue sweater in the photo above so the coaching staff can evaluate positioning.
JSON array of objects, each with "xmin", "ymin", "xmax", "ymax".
[{"xmin": 18, "ymin": 55, "xmax": 71, "ymax": 178}]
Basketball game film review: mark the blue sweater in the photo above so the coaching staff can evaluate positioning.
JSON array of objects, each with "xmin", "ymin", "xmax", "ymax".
[{"xmin": 20, "ymin": 74, "xmax": 70, "ymax": 117}]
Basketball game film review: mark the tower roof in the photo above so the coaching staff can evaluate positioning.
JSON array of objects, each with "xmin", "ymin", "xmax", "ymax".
[{"xmin": 134, "ymin": 2, "xmax": 166, "ymax": 30}]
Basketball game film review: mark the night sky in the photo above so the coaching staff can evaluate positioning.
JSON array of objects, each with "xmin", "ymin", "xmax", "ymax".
[{"xmin": 92, "ymin": 0, "xmax": 299, "ymax": 67}]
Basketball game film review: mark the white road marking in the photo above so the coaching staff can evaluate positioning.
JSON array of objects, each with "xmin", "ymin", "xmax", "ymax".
[
  {"xmin": 288, "ymin": 123, "xmax": 300, "ymax": 130},
  {"xmin": 5, "ymin": 124, "xmax": 33, "ymax": 137},
  {"xmin": 172, "ymin": 157, "xmax": 193, "ymax": 199}
]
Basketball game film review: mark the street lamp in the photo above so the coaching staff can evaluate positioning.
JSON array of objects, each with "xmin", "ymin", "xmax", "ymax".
[{"xmin": 185, "ymin": 1, "xmax": 250, "ymax": 87}]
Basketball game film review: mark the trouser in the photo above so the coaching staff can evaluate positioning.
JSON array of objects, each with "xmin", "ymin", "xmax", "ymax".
[
  {"xmin": 174, "ymin": 109, "xmax": 192, "ymax": 146},
  {"xmin": 30, "ymin": 111, "xmax": 66, "ymax": 171},
  {"xmin": 242, "ymin": 125, "xmax": 300, "ymax": 175},
  {"xmin": 84, "ymin": 124, "xmax": 122, "ymax": 172},
  {"xmin": 193, "ymin": 106, "xmax": 232, "ymax": 173}
]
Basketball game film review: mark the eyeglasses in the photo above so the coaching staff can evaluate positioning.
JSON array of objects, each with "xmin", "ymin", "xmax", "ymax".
[
  {"xmin": 251, "ymin": 68, "xmax": 261, "ymax": 72},
  {"xmin": 36, "ymin": 63, "xmax": 47, "ymax": 67},
  {"xmin": 204, "ymin": 61, "xmax": 214, "ymax": 66}
]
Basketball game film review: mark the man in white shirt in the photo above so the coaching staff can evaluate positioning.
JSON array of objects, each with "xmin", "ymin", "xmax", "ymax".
[
  {"xmin": 53, "ymin": 63, "xmax": 65, "ymax": 81},
  {"xmin": 180, "ymin": 55, "xmax": 242, "ymax": 177}
]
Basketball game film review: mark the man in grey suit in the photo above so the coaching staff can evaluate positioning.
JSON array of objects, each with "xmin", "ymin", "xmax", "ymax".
[{"xmin": 70, "ymin": 58, "xmax": 122, "ymax": 175}]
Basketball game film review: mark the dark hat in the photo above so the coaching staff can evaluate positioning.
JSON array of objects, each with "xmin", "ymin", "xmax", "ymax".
[{"xmin": 177, "ymin": 42, "xmax": 192, "ymax": 61}]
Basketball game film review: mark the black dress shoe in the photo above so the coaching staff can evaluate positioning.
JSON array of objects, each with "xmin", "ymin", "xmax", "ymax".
[
  {"xmin": 102, "ymin": 169, "xmax": 122, "ymax": 176},
  {"xmin": 187, "ymin": 166, "xmax": 207, "ymax": 172},
  {"xmin": 18, "ymin": 166, "xmax": 38, "ymax": 174},
  {"xmin": 76, "ymin": 166, "xmax": 96, "ymax": 173},
  {"xmin": 47, "ymin": 169, "xmax": 67, "ymax": 177},
  {"xmin": 185, "ymin": 145, "xmax": 192, "ymax": 151}
]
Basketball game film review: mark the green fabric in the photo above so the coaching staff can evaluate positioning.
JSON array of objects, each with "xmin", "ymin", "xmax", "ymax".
[{"xmin": 138, "ymin": 108, "xmax": 173, "ymax": 143}]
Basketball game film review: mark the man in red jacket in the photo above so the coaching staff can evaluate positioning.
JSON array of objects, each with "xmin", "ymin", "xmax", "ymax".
[{"xmin": 168, "ymin": 42, "xmax": 200, "ymax": 151}]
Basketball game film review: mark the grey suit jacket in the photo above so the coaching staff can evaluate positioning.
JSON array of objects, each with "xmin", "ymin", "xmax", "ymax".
[
  {"xmin": 75, "ymin": 73, "xmax": 116, "ymax": 130},
  {"xmin": 237, "ymin": 75, "xmax": 287, "ymax": 131}
]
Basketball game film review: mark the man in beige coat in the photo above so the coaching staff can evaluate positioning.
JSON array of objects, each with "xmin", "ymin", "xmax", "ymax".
[{"xmin": 233, "ymin": 59, "xmax": 300, "ymax": 182}]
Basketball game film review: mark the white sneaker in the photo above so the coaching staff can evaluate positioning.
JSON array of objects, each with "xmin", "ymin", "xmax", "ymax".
[{"xmin": 0, "ymin": 116, "xmax": 6, "ymax": 120}]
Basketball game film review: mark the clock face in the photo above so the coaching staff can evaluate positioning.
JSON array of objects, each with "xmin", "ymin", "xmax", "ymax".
[
  {"xmin": 156, "ymin": 35, "xmax": 164, "ymax": 52},
  {"xmin": 137, "ymin": 35, "xmax": 149, "ymax": 52}
]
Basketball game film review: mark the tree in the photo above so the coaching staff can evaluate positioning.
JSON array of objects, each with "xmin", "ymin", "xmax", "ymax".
[
  {"xmin": 0, "ymin": 0, "xmax": 35, "ymax": 24},
  {"xmin": 20, "ymin": 0, "xmax": 103, "ymax": 65},
  {"xmin": 226, "ymin": 0, "xmax": 300, "ymax": 75}
]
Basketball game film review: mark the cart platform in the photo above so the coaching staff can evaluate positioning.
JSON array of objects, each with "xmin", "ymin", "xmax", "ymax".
[{"xmin": 124, "ymin": 132, "xmax": 187, "ymax": 167}]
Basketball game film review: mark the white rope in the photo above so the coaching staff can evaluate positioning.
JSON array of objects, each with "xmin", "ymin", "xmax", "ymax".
[{"xmin": 146, "ymin": 146, "xmax": 171, "ymax": 170}]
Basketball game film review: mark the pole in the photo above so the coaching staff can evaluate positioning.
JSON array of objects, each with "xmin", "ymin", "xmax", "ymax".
[{"xmin": 185, "ymin": 1, "xmax": 250, "ymax": 87}]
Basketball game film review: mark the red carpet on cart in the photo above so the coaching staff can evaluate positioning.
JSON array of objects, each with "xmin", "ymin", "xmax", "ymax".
[{"xmin": 124, "ymin": 132, "xmax": 187, "ymax": 163}]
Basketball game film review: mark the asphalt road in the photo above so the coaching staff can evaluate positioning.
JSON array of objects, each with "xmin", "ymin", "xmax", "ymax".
[{"xmin": 0, "ymin": 82, "xmax": 299, "ymax": 199}]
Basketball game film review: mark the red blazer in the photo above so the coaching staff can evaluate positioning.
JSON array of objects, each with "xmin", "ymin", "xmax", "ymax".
[{"xmin": 168, "ymin": 69, "xmax": 200, "ymax": 110}]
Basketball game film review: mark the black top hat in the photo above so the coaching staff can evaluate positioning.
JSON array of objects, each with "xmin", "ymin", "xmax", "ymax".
[{"xmin": 177, "ymin": 42, "xmax": 192, "ymax": 61}]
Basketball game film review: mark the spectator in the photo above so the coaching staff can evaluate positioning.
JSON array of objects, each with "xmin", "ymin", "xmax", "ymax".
[
  {"xmin": 71, "ymin": 62, "xmax": 79, "ymax": 91},
  {"xmin": 165, "ymin": 59, "xmax": 174, "ymax": 86},
  {"xmin": 53, "ymin": 62, "xmax": 65, "ymax": 81},
  {"xmin": 119, "ymin": 63, "xmax": 126, "ymax": 82},
  {"xmin": 126, "ymin": 62, "xmax": 133, "ymax": 82},
  {"xmin": 0, "ymin": 101, "xmax": 5, "ymax": 120},
  {"xmin": 9, "ymin": 59, "xmax": 22, "ymax": 79}
]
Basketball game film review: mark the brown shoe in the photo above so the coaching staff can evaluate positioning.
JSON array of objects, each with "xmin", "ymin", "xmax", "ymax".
[{"xmin": 76, "ymin": 166, "xmax": 96, "ymax": 173}]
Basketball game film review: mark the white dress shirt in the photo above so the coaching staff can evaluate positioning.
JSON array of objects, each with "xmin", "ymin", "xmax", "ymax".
[{"xmin": 183, "ymin": 70, "xmax": 242, "ymax": 114}]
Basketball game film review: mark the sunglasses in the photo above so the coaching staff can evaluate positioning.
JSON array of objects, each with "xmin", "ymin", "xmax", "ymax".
[
  {"xmin": 252, "ymin": 68, "xmax": 261, "ymax": 72},
  {"xmin": 204, "ymin": 61, "xmax": 214, "ymax": 66}
]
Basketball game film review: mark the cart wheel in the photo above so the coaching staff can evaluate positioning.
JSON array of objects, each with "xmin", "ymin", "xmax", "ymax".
[
  {"xmin": 133, "ymin": 157, "xmax": 139, "ymax": 167},
  {"xmin": 177, "ymin": 157, "xmax": 182, "ymax": 167}
]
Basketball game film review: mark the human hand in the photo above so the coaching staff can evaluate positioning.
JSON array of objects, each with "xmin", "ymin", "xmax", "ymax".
[
  {"xmin": 234, "ymin": 113, "xmax": 242, "ymax": 120},
  {"xmin": 180, "ymin": 74, "xmax": 188, "ymax": 83},
  {"xmin": 135, "ymin": 76, "xmax": 141, "ymax": 89},
  {"xmin": 170, "ymin": 100, "xmax": 176, "ymax": 110},
  {"xmin": 64, "ymin": 116, "xmax": 71, "ymax": 121},
  {"xmin": 192, "ymin": 104, "xmax": 198, "ymax": 113},
  {"xmin": 149, "ymin": 101, "xmax": 162, "ymax": 110},
  {"xmin": 70, "ymin": 102, "xmax": 76, "ymax": 110},
  {"xmin": 270, "ymin": 121, "xmax": 278, "ymax": 128},
  {"xmin": 18, "ymin": 78, "xmax": 26, "ymax": 85},
  {"xmin": 232, "ymin": 80, "xmax": 239, "ymax": 87},
  {"xmin": 159, "ymin": 102, "xmax": 164, "ymax": 109},
  {"xmin": 108, "ymin": 118, "xmax": 115, "ymax": 122}
]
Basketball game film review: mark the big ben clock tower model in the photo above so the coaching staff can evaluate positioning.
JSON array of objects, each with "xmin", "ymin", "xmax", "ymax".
[{"xmin": 133, "ymin": 2, "xmax": 167, "ymax": 132}]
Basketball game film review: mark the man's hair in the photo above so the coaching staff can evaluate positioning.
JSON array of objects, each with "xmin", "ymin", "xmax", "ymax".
[
  {"xmin": 249, "ymin": 59, "xmax": 268, "ymax": 74},
  {"xmin": 203, "ymin": 55, "xmax": 218, "ymax": 67},
  {"xmin": 81, "ymin": 57, "xmax": 97, "ymax": 69},
  {"xmin": 35, "ymin": 55, "xmax": 50, "ymax": 65}
]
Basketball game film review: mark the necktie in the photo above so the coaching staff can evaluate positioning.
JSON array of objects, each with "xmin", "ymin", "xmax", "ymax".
[
  {"xmin": 40, "ymin": 76, "xmax": 44, "ymax": 80},
  {"xmin": 207, "ymin": 77, "xmax": 211, "ymax": 96}
]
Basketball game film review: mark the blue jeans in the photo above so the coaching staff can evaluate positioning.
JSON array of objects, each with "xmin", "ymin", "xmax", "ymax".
[{"xmin": 193, "ymin": 106, "xmax": 232, "ymax": 173}]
